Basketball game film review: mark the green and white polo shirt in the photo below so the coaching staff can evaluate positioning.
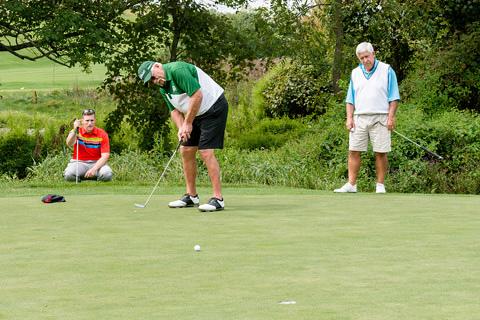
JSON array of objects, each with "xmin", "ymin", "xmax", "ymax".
[{"xmin": 159, "ymin": 62, "xmax": 224, "ymax": 116}]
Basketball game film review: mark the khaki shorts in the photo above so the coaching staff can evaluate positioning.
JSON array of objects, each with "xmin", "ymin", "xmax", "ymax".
[{"xmin": 349, "ymin": 114, "xmax": 391, "ymax": 153}]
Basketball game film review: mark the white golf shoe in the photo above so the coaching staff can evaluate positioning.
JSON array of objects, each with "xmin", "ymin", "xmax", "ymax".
[
  {"xmin": 334, "ymin": 182, "xmax": 357, "ymax": 193},
  {"xmin": 199, "ymin": 197, "xmax": 225, "ymax": 212},
  {"xmin": 168, "ymin": 194, "xmax": 200, "ymax": 208},
  {"xmin": 376, "ymin": 183, "xmax": 386, "ymax": 194}
]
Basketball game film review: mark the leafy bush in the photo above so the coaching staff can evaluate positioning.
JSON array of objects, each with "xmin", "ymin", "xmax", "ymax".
[
  {"xmin": 0, "ymin": 130, "xmax": 39, "ymax": 178},
  {"xmin": 401, "ymin": 22, "xmax": 480, "ymax": 113},
  {"xmin": 104, "ymin": 82, "xmax": 172, "ymax": 152},
  {"xmin": 254, "ymin": 59, "xmax": 331, "ymax": 118},
  {"xmin": 234, "ymin": 117, "xmax": 307, "ymax": 150},
  {"xmin": 0, "ymin": 111, "xmax": 67, "ymax": 178},
  {"xmin": 23, "ymin": 100, "xmax": 480, "ymax": 194},
  {"xmin": 220, "ymin": 102, "xmax": 480, "ymax": 194},
  {"xmin": 0, "ymin": 90, "xmax": 158, "ymax": 178}
]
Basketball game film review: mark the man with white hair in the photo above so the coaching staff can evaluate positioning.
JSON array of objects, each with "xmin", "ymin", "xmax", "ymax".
[{"xmin": 334, "ymin": 42, "xmax": 400, "ymax": 194}]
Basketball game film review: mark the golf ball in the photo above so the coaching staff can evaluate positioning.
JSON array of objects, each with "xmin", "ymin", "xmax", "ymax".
[{"xmin": 194, "ymin": 244, "xmax": 201, "ymax": 252}]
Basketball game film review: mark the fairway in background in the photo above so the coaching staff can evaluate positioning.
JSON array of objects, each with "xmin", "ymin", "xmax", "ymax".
[{"xmin": 0, "ymin": 52, "xmax": 106, "ymax": 91}]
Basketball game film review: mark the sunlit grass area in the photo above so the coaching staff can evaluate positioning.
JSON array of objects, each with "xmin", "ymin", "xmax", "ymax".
[
  {"xmin": 0, "ymin": 52, "xmax": 106, "ymax": 91},
  {"xmin": 1, "ymin": 186, "xmax": 479, "ymax": 319}
]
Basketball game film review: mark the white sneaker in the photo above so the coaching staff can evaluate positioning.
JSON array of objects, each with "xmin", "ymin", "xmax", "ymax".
[
  {"xmin": 199, "ymin": 197, "xmax": 225, "ymax": 212},
  {"xmin": 334, "ymin": 183, "xmax": 357, "ymax": 193},
  {"xmin": 168, "ymin": 194, "xmax": 200, "ymax": 208},
  {"xmin": 376, "ymin": 183, "xmax": 386, "ymax": 194}
]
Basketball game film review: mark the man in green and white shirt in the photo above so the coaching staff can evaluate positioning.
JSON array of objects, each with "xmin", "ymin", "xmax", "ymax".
[{"xmin": 138, "ymin": 61, "xmax": 228, "ymax": 212}]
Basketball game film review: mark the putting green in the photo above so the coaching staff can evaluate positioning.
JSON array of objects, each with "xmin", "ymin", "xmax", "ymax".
[{"xmin": 1, "ymin": 187, "xmax": 479, "ymax": 319}]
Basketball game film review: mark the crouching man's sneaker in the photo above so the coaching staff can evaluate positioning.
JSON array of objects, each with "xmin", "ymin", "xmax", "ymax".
[
  {"xmin": 199, "ymin": 197, "xmax": 225, "ymax": 212},
  {"xmin": 168, "ymin": 194, "xmax": 200, "ymax": 208},
  {"xmin": 376, "ymin": 183, "xmax": 386, "ymax": 194},
  {"xmin": 334, "ymin": 182, "xmax": 357, "ymax": 193}
]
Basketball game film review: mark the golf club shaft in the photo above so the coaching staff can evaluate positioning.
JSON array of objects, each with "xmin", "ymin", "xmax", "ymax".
[
  {"xmin": 373, "ymin": 121, "xmax": 443, "ymax": 160},
  {"xmin": 392, "ymin": 130, "xmax": 443, "ymax": 160},
  {"xmin": 141, "ymin": 141, "xmax": 181, "ymax": 207},
  {"xmin": 75, "ymin": 127, "xmax": 79, "ymax": 184}
]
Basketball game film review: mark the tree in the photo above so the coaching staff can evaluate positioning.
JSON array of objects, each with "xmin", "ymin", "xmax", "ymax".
[
  {"xmin": 101, "ymin": 0, "xmax": 255, "ymax": 150},
  {"xmin": 102, "ymin": 0, "xmax": 321, "ymax": 150},
  {"xmin": 0, "ymin": 0, "xmax": 140, "ymax": 68},
  {"xmin": 330, "ymin": 0, "xmax": 343, "ymax": 94},
  {"xmin": 2, "ymin": 0, "xmax": 329, "ymax": 150}
]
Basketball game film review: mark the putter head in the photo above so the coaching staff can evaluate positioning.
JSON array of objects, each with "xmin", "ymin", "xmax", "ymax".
[{"xmin": 134, "ymin": 203, "xmax": 146, "ymax": 208}]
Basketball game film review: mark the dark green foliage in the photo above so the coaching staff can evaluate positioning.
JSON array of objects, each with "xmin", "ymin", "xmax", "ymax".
[
  {"xmin": 104, "ymin": 82, "xmax": 172, "ymax": 152},
  {"xmin": 0, "ymin": 0, "xmax": 130, "ymax": 67},
  {"xmin": 374, "ymin": 106, "xmax": 480, "ymax": 193},
  {"xmin": 256, "ymin": 60, "xmax": 331, "ymax": 118},
  {"xmin": 24, "ymin": 101, "xmax": 480, "ymax": 194},
  {"xmin": 438, "ymin": 23, "xmax": 480, "ymax": 111},
  {"xmin": 248, "ymin": 2, "xmax": 318, "ymax": 62},
  {"xmin": 234, "ymin": 117, "xmax": 307, "ymax": 150},
  {"xmin": 0, "ymin": 131, "xmax": 39, "ymax": 178},
  {"xmin": 438, "ymin": 0, "xmax": 480, "ymax": 33},
  {"xmin": 221, "ymin": 102, "xmax": 480, "ymax": 194},
  {"xmin": 336, "ymin": 0, "xmax": 479, "ymax": 85},
  {"xmin": 339, "ymin": 0, "xmax": 413, "ymax": 81},
  {"xmin": 401, "ymin": 22, "xmax": 480, "ymax": 113},
  {"xmin": 100, "ymin": 1, "xmax": 259, "ymax": 152},
  {"xmin": 0, "ymin": 120, "xmax": 67, "ymax": 177}
]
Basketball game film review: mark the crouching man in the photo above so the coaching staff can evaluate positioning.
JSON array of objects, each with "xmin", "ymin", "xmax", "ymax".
[{"xmin": 64, "ymin": 109, "xmax": 113, "ymax": 182}]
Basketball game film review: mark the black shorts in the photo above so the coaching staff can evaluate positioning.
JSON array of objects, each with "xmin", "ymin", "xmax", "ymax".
[{"xmin": 183, "ymin": 93, "xmax": 228, "ymax": 150}]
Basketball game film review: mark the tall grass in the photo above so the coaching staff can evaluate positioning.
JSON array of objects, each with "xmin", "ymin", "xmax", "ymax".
[
  {"xmin": 1, "ymin": 84, "xmax": 479, "ymax": 194},
  {"xmin": 22, "ymin": 101, "xmax": 480, "ymax": 194}
]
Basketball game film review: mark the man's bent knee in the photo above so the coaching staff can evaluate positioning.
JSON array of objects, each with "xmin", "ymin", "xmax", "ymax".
[
  {"xmin": 97, "ymin": 172, "xmax": 112, "ymax": 181},
  {"xmin": 64, "ymin": 173, "xmax": 77, "ymax": 182},
  {"xmin": 98, "ymin": 166, "xmax": 113, "ymax": 181}
]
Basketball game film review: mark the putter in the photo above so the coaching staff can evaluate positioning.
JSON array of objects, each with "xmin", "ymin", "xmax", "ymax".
[
  {"xmin": 75, "ymin": 126, "xmax": 79, "ymax": 184},
  {"xmin": 374, "ymin": 122, "xmax": 443, "ymax": 160},
  {"xmin": 392, "ymin": 130, "xmax": 443, "ymax": 160},
  {"xmin": 134, "ymin": 141, "xmax": 182, "ymax": 208}
]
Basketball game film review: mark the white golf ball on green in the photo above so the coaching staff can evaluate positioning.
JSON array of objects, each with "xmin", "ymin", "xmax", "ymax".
[{"xmin": 194, "ymin": 244, "xmax": 201, "ymax": 252}]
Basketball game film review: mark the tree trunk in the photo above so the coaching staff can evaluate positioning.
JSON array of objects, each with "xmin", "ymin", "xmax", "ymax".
[
  {"xmin": 169, "ymin": 0, "xmax": 182, "ymax": 62},
  {"xmin": 170, "ymin": 28, "xmax": 181, "ymax": 62},
  {"xmin": 331, "ymin": 0, "xmax": 344, "ymax": 94}
]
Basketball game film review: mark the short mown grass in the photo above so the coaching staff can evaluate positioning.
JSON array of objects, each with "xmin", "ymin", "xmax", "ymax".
[
  {"xmin": 1, "ymin": 185, "xmax": 479, "ymax": 319},
  {"xmin": 0, "ymin": 52, "xmax": 106, "ymax": 91}
]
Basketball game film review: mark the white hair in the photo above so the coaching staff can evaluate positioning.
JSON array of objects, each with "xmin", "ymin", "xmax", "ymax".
[{"xmin": 356, "ymin": 42, "xmax": 374, "ymax": 56}]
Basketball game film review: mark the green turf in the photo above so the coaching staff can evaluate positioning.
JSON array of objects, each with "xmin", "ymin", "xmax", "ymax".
[
  {"xmin": 0, "ymin": 52, "xmax": 106, "ymax": 91},
  {"xmin": 0, "ymin": 186, "xmax": 479, "ymax": 319}
]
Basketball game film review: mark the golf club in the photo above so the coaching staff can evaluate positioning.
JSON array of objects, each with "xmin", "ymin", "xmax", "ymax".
[
  {"xmin": 134, "ymin": 141, "xmax": 182, "ymax": 208},
  {"xmin": 75, "ymin": 126, "xmax": 79, "ymax": 184},
  {"xmin": 374, "ymin": 122, "xmax": 444, "ymax": 160}
]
